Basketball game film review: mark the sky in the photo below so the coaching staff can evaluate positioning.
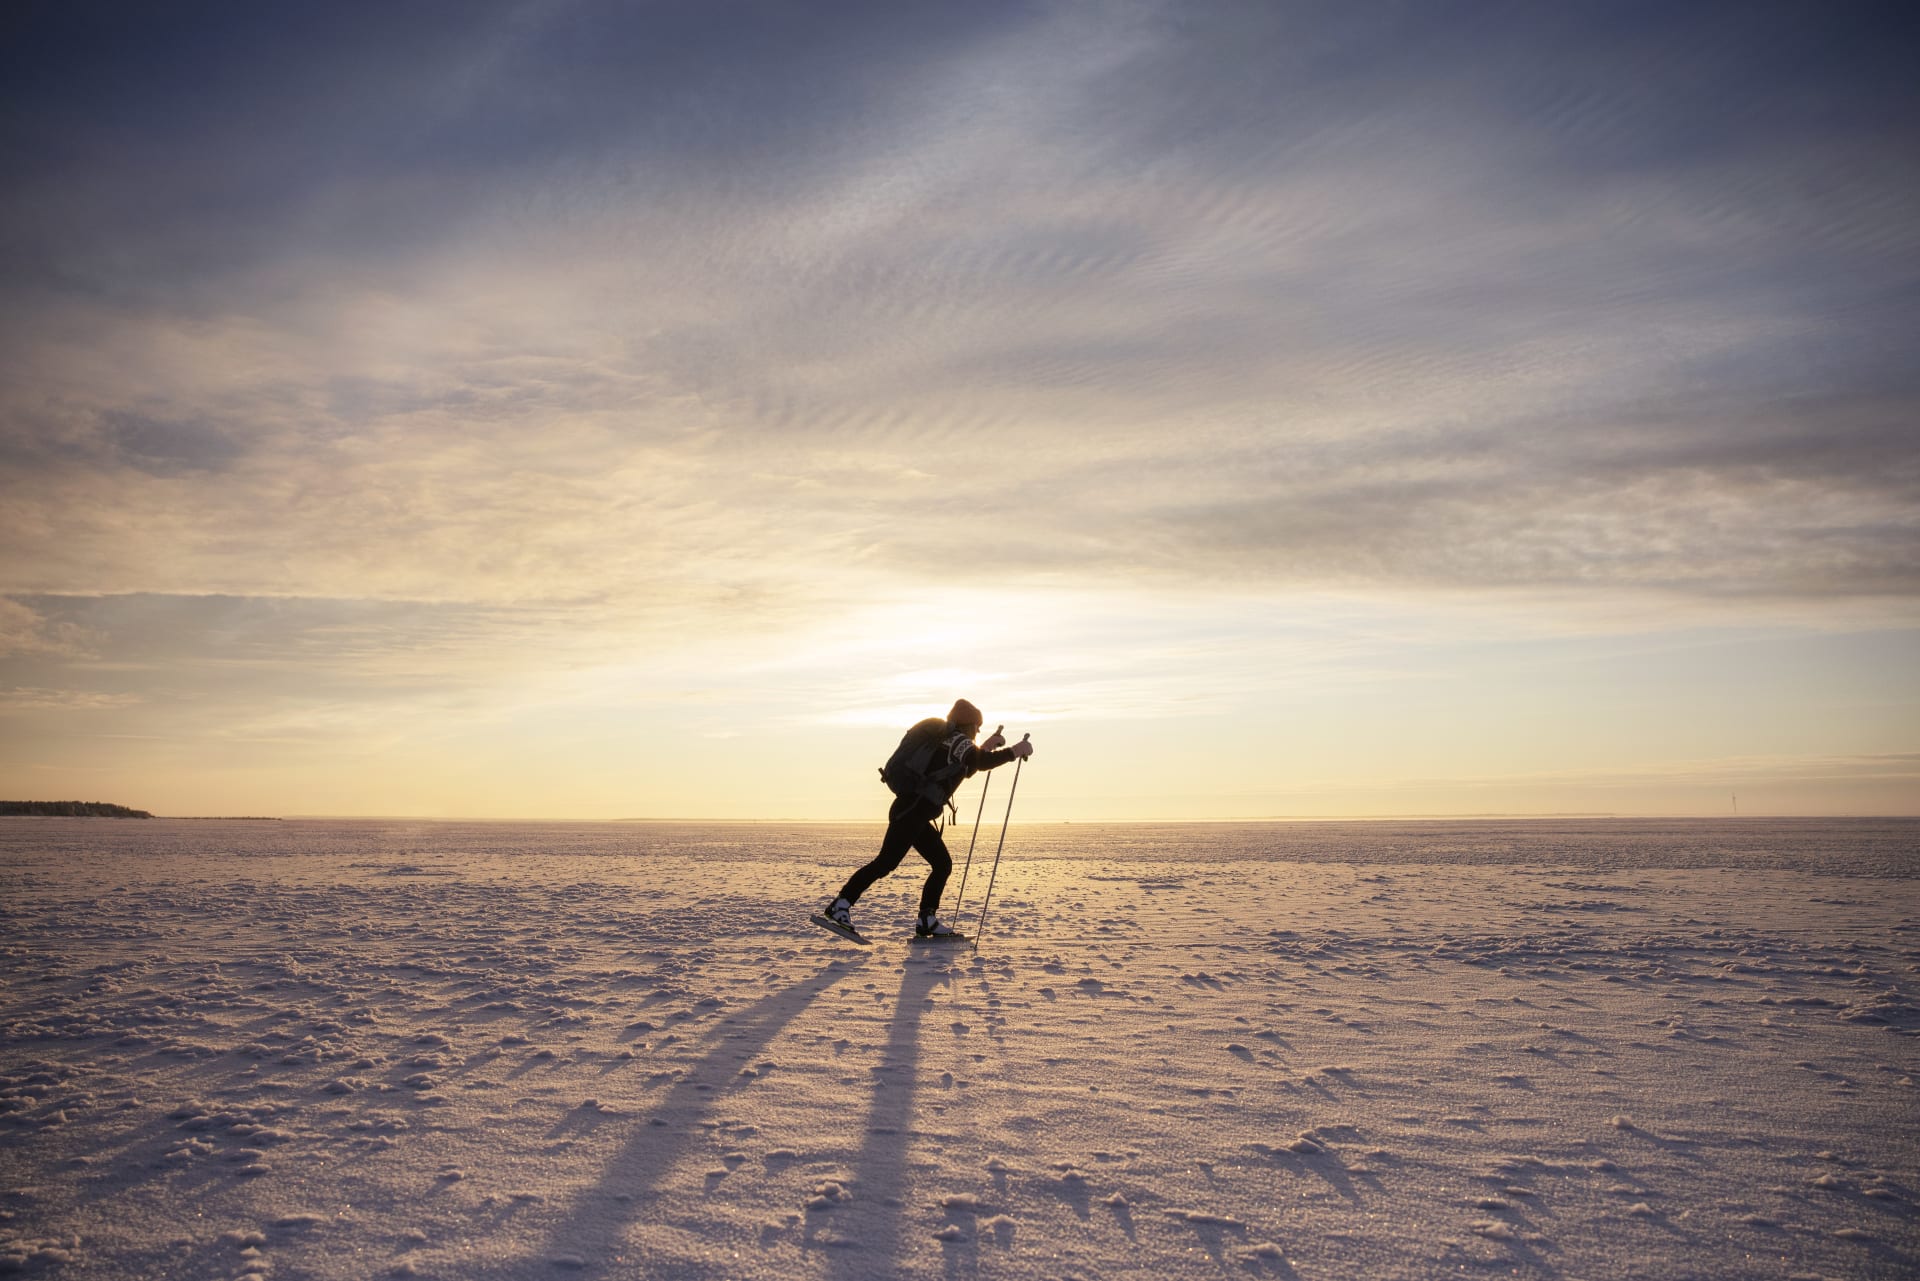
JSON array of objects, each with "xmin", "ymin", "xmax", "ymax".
[{"xmin": 2, "ymin": 0, "xmax": 1916, "ymax": 821}]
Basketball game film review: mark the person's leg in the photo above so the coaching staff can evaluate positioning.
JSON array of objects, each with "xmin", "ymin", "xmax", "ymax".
[
  {"xmin": 911, "ymin": 821, "xmax": 953, "ymax": 920},
  {"xmin": 836, "ymin": 797, "xmax": 920, "ymax": 905}
]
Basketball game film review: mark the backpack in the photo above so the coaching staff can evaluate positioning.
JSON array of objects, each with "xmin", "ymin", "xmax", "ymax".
[{"xmin": 879, "ymin": 718, "xmax": 967, "ymax": 805}]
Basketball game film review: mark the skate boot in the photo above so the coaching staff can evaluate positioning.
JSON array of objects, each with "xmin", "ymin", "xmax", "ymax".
[
  {"xmin": 915, "ymin": 913, "xmax": 959, "ymax": 939},
  {"xmin": 810, "ymin": 897, "xmax": 868, "ymax": 946}
]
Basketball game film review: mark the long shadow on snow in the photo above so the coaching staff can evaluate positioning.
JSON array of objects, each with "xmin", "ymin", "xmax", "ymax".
[
  {"xmin": 820, "ymin": 950, "xmax": 949, "ymax": 1280},
  {"xmin": 471, "ymin": 957, "xmax": 863, "ymax": 1278}
]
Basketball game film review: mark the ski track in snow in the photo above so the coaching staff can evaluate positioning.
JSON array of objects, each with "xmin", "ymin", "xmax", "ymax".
[{"xmin": 0, "ymin": 820, "xmax": 1916, "ymax": 1280}]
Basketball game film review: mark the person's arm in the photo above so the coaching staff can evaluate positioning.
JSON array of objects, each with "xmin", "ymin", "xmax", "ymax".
[{"xmin": 961, "ymin": 739, "xmax": 1031, "ymax": 772}]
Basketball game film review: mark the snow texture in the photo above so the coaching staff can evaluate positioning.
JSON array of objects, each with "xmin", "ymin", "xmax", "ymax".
[{"xmin": 0, "ymin": 817, "xmax": 1915, "ymax": 1279}]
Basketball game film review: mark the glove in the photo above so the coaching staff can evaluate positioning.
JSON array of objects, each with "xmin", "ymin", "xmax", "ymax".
[
  {"xmin": 982, "ymin": 727, "xmax": 1006, "ymax": 751},
  {"xmin": 1009, "ymin": 739, "xmax": 1033, "ymax": 760}
]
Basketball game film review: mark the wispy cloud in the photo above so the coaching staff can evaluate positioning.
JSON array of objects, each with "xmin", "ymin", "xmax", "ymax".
[
  {"xmin": 3, "ymin": 1, "xmax": 1914, "ymax": 625},
  {"xmin": 0, "ymin": 687, "xmax": 140, "ymax": 713},
  {"xmin": 0, "ymin": 600, "xmax": 96, "ymax": 660}
]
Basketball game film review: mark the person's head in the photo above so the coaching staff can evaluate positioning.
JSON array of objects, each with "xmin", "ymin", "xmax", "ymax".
[{"xmin": 947, "ymin": 698, "xmax": 983, "ymax": 737}]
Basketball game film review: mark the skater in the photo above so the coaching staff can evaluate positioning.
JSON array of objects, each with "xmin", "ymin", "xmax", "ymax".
[{"xmin": 822, "ymin": 699, "xmax": 1032, "ymax": 940}]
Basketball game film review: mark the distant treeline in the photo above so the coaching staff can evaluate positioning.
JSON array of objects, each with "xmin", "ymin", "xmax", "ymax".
[{"xmin": 0, "ymin": 801, "xmax": 153, "ymax": 818}]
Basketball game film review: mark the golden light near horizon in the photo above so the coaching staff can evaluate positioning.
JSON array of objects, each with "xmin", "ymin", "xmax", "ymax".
[{"xmin": 0, "ymin": 4, "xmax": 1916, "ymax": 820}]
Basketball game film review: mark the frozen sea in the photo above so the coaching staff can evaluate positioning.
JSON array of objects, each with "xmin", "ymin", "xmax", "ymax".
[
  {"xmin": 4, "ymin": 813, "xmax": 1915, "ymax": 873},
  {"xmin": 2, "ymin": 816, "xmax": 1916, "ymax": 1279}
]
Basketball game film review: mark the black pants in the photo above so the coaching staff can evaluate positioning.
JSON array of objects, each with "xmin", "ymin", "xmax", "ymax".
[{"xmin": 838, "ymin": 795, "xmax": 950, "ymax": 919}]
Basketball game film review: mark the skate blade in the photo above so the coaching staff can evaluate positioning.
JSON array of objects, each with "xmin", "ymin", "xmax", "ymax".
[{"xmin": 809, "ymin": 913, "xmax": 871, "ymax": 946}]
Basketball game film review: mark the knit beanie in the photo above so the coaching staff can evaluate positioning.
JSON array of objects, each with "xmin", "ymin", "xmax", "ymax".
[{"xmin": 947, "ymin": 698, "xmax": 983, "ymax": 729}]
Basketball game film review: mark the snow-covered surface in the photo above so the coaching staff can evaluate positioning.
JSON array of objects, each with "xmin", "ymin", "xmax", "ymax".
[{"xmin": 2, "ymin": 818, "xmax": 1916, "ymax": 1280}]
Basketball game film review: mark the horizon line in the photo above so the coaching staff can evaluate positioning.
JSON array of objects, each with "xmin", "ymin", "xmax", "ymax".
[{"xmin": 125, "ymin": 810, "xmax": 1920, "ymax": 824}]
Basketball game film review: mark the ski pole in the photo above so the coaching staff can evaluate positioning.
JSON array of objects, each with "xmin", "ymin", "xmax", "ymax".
[
  {"xmin": 950, "ymin": 725, "xmax": 1001, "ymax": 916},
  {"xmin": 972, "ymin": 734, "xmax": 1028, "ymax": 952}
]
